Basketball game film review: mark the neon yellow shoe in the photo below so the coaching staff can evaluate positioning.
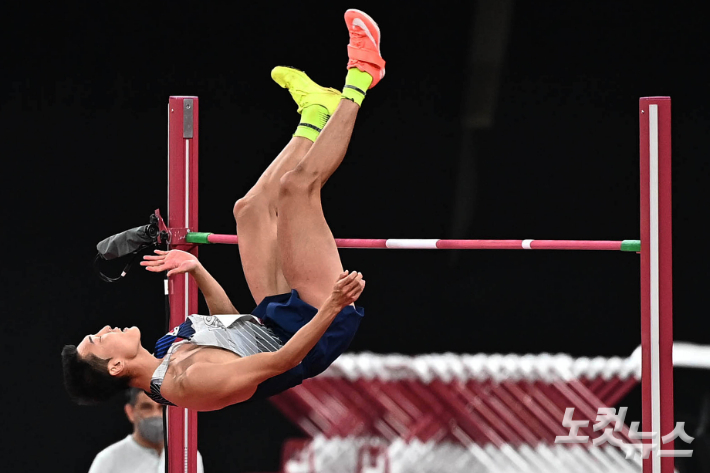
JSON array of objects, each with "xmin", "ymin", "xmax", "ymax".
[{"xmin": 271, "ymin": 66, "xmax": 341, "ymax": 114}]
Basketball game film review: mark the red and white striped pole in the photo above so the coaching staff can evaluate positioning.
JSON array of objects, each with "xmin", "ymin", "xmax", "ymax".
[
  {"xmin": 639, "ymin": 96, "xmax": 673, "ymax": 473},
  {"xmin": 185, "ymin": 234, "xmax": 642, "ymax": 251},
  {"xmin": 167, "ymin": 96, "xmax": 199, "ymax": 473}
]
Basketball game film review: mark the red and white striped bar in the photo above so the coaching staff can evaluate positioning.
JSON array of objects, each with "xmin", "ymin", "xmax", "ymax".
[
  {"xmin": 167, "ymin": 96, "xmax": 199, "ymax": 473},
  {"xmin": 640, "ymin": 97, "xmax": 674, "ymax": 473},
  {"xmin": 193, "ymin": 234, "xmax": 638, "ymax": 251}
]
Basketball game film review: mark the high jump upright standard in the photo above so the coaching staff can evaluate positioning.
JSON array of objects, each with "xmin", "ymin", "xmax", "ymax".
[
  {"xmin": 639, "ymin": 97, "xmax": 673, "ymax": 473},
  {"xmin": 163, "ymin": 96, "xmax": 674, "ymax": 473},
  {"xmin": 166, "ymin": 96, "xmax": 199, "ymax": 473}
]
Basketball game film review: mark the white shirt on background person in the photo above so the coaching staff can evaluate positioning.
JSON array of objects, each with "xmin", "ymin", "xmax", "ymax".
[{"xmin": 88, "ymin": 434, "xmax": 204, "ymax": 473}]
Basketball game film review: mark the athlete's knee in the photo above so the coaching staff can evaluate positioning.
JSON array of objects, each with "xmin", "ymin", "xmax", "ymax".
[
  {"xmin": 233, "ymin": 192, "xmax": 270, "ymax": 221},
  {"xmin": 279, "ymin": 166, "xmax": 320, "ymax": 198}
]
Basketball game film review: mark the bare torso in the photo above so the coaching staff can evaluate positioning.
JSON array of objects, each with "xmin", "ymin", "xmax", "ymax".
[
  {"xmin": 165, "ymin": 343, "xmax": 241, "ymax": 378},
  {"xmin": 158, "ymin": 343, "xmax": 251, "ymax": 410}
]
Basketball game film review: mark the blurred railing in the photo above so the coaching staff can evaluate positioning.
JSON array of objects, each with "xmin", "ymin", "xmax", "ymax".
[{"xmin": 271, "ymin": 352, "xmax": 644, "ymax": 473}]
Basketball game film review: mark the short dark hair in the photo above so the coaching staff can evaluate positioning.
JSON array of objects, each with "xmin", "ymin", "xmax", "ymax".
[
  {"xmin": 61, "ymin": 345, "xmax": 130, "ymax": 405},
  {"xmin": 125, "ymin": 386, "xmax": 144, "ymax": 406}
]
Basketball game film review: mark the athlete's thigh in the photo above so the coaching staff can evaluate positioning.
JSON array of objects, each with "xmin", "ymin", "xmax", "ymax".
[
  {"xmin": 276, "ymin": 192, "xmax": 343, "ymax": 309},
  {"xmin": 235, "ymin": 198, "xmax": 291, "ymax": 305}
]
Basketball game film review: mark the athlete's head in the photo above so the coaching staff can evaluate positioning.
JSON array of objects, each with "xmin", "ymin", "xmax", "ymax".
[{"xmin": 61, "ymin": 325, "xmax": 142, "ymax": 405}]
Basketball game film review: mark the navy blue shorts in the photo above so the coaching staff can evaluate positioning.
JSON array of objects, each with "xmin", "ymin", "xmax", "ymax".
[{"xmin": 248, "ymin": 289, "xmax": 364, "ymax": 400}]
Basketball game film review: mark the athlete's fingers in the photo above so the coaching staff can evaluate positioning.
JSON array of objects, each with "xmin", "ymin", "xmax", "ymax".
[
  {"xmin": 337, "ymin": 270, "xmax": 357, "ymax": 287},
  {"xmin": 341, "ymin": 276, "xmax": 357, "ymax": 291},
  {"xmin": 154, "ymin": 249, "xmax": 168, "ymax": 255},
  {"xmin": 347, "ymin": 272, "xmax": 363, "ymax": 287},
  {"xmin": 349, "ymin": 277, "xmax": 364, "ymax": 293},
  {"xmin": 344, "ymin": 277, "xmax": 363, "ymax": 296},
  {"xmin": 143, "ymin": 255, "xmax": 164, "ymax": 261},
  {"xmin": 140, "ymin": 260, "xmax": 162, "ymax": 267},
  {"xmin": 350, "ymin": 279, "xmax": 365, "ymax": 297},
  {"xmin": 347, "ymin": 272, "xmax": 362, "ymax": 284}
]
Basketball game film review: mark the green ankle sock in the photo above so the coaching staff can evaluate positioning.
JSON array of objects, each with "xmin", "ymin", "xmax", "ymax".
[
  {"xmin": 342, "ymin": 68, "xmax": 373, "ymax": 106},
  {"xmin": 293, "ymin": 105, "xmax": 330, "ymax": 142}
]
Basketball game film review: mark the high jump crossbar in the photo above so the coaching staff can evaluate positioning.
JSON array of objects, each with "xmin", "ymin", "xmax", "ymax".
[
  {"xmin": 165, "ymin": 95, "xmax": 673, "ymax": 473},
  {"xmin": 184, "ymin": 233, "xmax": 642, "ymax": 251}
]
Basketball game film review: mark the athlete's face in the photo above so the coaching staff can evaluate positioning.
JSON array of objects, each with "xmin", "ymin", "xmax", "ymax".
[{"xmin": 77, "ymin": 325, "xmax": 142, "ymax": 374}]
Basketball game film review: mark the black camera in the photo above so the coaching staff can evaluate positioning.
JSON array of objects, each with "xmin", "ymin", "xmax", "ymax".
[{"xmin": 94, "ymin": 214, "xmax": 165, "ymax": 282}]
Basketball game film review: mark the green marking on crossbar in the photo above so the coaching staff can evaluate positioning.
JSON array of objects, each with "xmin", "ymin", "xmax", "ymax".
[
  {"xmin": 185, "ymin": 232, "xmax": 212, "ymax": 244},
  {"xmin": 620, "ymin": 240, "xmax": 641, "ymax": 252}
]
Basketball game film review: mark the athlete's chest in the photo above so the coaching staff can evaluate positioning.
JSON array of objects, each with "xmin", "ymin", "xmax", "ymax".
[{"xmin": 167, "ymin": 344, "xmax": 241, "ymax": 377}]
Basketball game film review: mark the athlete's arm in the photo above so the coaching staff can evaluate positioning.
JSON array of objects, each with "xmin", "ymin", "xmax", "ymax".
[
  {"xmin": 141, "ymin": 249, "xmax": 239, "ymax": 315},
  {"xmin": 274, "ymin": 271, "xmax": 365, "ymax": 371},
  {"xmin": 166, "ymin": 353, "xmax": 285, "ymax": 410},
  {"xmin": 188, "ymin": 264, "xmax": 239, "ymax": 315},
  {"xmin": 272, "ymin": 270, "xmax": 365, "ymax": 371}
]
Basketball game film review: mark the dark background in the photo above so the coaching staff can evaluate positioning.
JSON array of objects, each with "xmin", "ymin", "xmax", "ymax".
[{"xmin": 2, "ymin": 1, "xmax": 709, "ymax": 471}]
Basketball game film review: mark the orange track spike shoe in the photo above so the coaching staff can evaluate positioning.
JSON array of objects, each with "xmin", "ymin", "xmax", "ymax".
[{"xmin": 344, "ymin": 9, "xmax": 386, "ymax": 88}]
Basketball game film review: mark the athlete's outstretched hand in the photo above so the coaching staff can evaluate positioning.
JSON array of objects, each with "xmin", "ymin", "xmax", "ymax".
[
  {"xmin": 329, "ymin": 270, "xmax": 366, "ymax": 309},
  {"xmin": 140, "ymin": 249, "xmax": 201, "ymax": 276}
]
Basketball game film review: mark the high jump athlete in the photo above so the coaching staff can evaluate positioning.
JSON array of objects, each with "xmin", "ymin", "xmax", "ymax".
[{"xmin": 62, "ymin": 8, "xmax": 385, "ymax": 411}]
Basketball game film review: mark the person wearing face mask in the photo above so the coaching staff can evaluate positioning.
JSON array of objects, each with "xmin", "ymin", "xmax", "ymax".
[{"xmin": 88, "ymin": 387, "xmax": 204, "ymax": 473}]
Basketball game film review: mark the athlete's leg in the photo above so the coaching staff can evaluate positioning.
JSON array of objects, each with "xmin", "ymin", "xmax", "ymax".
[
  {"xmin": 235, "ymin": 68, "xmax": 342, "ymax": 305},
  {"xmin": 277, "ymin": 10, "xmax": 385, "ymax": 309},
  {"xmin": 277, "ymin": 101, "xmax": 360, "ymax": 308},
  {"xmin": 234, "ymin": 137, "xmax": 312, "ymax": 305}
]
